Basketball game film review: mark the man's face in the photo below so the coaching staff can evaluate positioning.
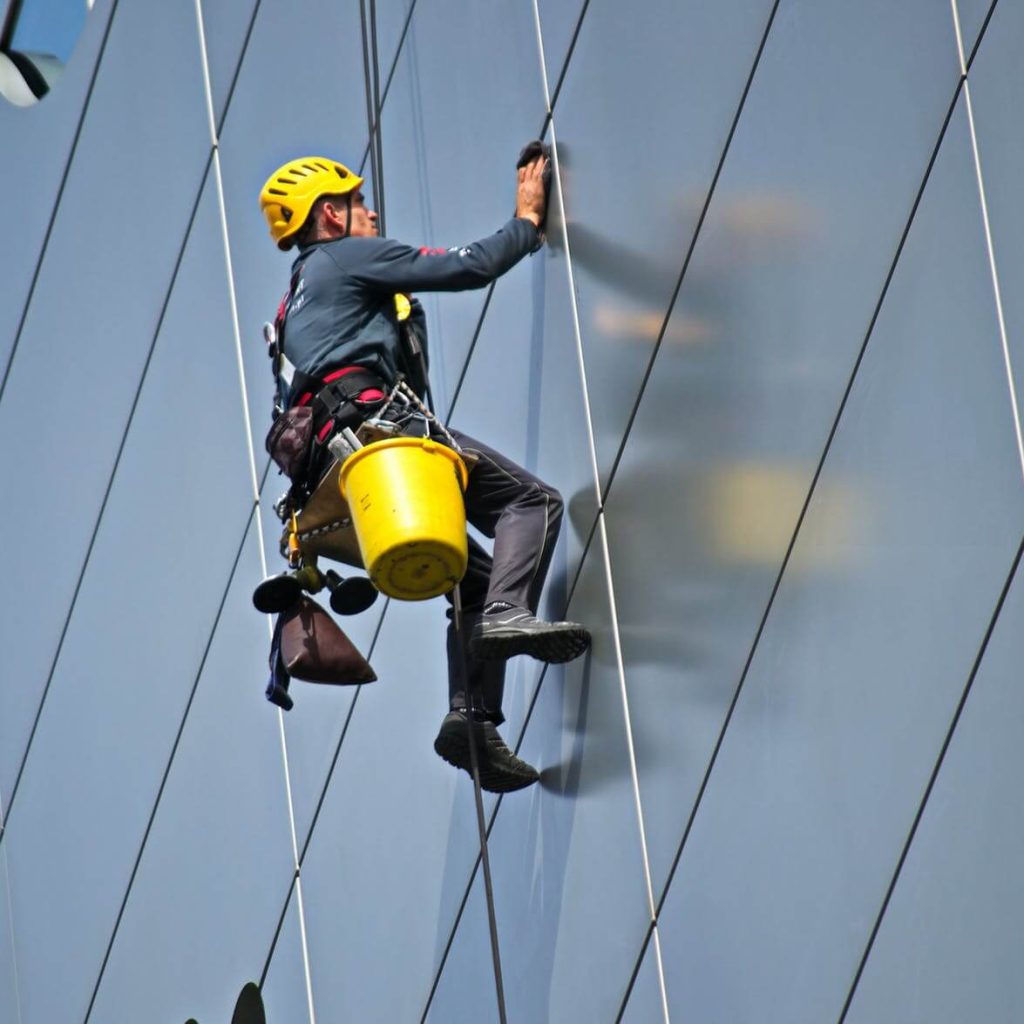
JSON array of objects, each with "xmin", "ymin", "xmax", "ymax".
[{"xmin": 346, "ymin": 191, "xmax": 379, "ymax": 237}]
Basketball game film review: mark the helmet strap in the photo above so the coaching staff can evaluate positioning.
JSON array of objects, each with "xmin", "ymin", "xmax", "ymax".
[{"xmin": 341, "ymin": 193, "xmax": 353, "ymax": 239}]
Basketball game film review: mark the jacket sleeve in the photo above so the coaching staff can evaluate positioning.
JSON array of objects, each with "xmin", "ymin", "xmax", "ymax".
[{"xmin": 341, "ymin": 218, "xmax": 541, "ymax": 293}]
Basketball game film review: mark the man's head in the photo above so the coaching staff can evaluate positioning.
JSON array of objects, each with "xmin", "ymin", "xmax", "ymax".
[{"xmin": 259, "ymin": 157, "xmax": 376, "ymax": 251}]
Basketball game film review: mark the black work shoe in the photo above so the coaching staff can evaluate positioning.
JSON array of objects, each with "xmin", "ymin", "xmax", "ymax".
[
  {"xmin": 433, "ymin": 712, "xmax": 540, "ymax": 793},
  {"xmin": 469, "ymin": 606, "xmax": 591, "ymax": 664}
]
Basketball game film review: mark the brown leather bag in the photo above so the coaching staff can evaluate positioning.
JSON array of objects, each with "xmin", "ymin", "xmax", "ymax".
[{"xmin": 280, "ymin": 596, "xmax": 377, "ymax": 685}]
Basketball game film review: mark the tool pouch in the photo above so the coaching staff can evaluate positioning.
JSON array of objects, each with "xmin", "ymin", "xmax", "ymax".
[
  {"xmin": 281, "ymin": 596, "xmax": 377, "ymax": 685},
  {"xmin": 265, "ymin": 405, "xmax": 314, "ymax": 482}
]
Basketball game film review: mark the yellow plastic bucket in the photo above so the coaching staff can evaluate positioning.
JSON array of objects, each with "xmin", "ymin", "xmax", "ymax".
[{"xmin": 339, "ymin": 436, "xmax": 469, "ymax": 601}]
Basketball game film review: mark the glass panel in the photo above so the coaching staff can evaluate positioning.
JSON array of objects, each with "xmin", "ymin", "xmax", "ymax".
[
  {"xmin": 968, "ymin": 0, "xmax": 1024, "ymax": 395},
  {"xmin": 656, "ymin": 95, "xmax": 1024, "ymax": 1024},
  {"xmin": 378, "ymin": 0, "xmax": 546, "ymax": 413},
  {"xmin": 844, "ymin": 556, "xmax": 1024, "ymax": 1024},
  {"xmin": 0, "ymin": 832, "xmax": 19, "ymax": 1024},
  {"xmin": 85, "ymin": 527, "xmax": 296, "ymax": 1023},
  {"xmin": 0, "ymin": 175, "xmax": 263, "ymax": 1024},
  {"xmin": 194, "ymin": 0, "xmax": 260, "ymax": 127},
  {"xmin": 372, "ymin": 0, "xmax": 414, "ymax": 91},
  {"xmin": 0, "ymin": 0, "xmax": 113, "ymax": 366},
  {"xmin": 619, "ymin": 937, "xmax": 667, "ymax": 1024},
  {"xmin": 537, "ymin": 0, "xmax": 585, "ymax": 93},
  {"xmin": 954, "ymin": 0, "xmax": 996, "ymax": 60},
  {"xmin": 474, "ymin": 537, "xmax": 653, "ymax": 1022},
  {"xmin": 0, "ymin": 0, "xmax": 215, "ymax": 804},
  {"xmin": 604, "ymin": 0, "xmax": 963, "ymax": 896},
  {"xmin": 261, "ymin": 891, "xmax": 310, "ymax": 1024},
  {"xmin": 298, "ymin": 596, "xmax": 484, "ymax": 1022},
  {"xmin": 424, "ymin": 873, "xmax": 501, "ymax": 1024},
  {"xmin": 552, "ymin": 0, "xmax": 776, "ymax": 489}
]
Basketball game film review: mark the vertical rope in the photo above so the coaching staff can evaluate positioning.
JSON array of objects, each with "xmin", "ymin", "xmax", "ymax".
[
  {"xmin": 529, "ymin": 1, "xmax": 672, "ymax": 1019},
  {"xmin": 368, "ymin": 0, "xmax": 387, "ymax": 236},
  {"xmin": 192, "ymin": 1, "xmax": 318, "ymax": 1021},
  {"xmin": 950, "ymin": 0, "xmax": 1024, "ymax": 483}
]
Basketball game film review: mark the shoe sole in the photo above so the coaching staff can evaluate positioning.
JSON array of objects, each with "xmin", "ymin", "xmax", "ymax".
[
  {"xmin": 434, "ymin": 721, "xmax": 539, "ymax": 794},
  {"xmin": 470, "ymin": 625, "xmax": 591, "ymax": 665}
]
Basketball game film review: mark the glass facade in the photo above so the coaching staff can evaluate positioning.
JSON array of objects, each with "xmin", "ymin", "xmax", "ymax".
[{"xmin": 1, "ymin": 0, "xmax": 1019, "ymax": 1021}]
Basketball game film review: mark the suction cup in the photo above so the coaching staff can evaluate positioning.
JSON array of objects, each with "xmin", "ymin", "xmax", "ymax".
[
  {"xmin": 325, "ymin": 571, "xmax": 379, "ymax": 616},
  {"xmin": 252, "ymin": 573, "xmax": 302, "ymax": 614}
]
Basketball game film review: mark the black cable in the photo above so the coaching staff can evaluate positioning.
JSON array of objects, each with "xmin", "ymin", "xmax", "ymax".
[
  {"xmin": 369, "ymin": 0, "xmax": 386, "ymax": 237},
  {"xmin": 0, "ymin": 0, "xmax": 272, "ymax": 844},
  {"xmin": 0, "ymin": 148, "xmax": 216, "ymax": 847},
  {"xmin": 541, "ymin": 0, "xmax": 592, "ymax": 136},
  {"xmin": 598, "ymin": 0, "xmax": 781, "ymax": 507},
  {"xmin": 359, "ymin": 0, "xmax": 419, "ymax": 174},
  {"xmin": 358, "ymin": 0, "xmax": 381, "ymax": 227},
  {"xmin": 82, "ymin": 501, "xmax": 263, "ymax": 1023},
  {"xmin": 0, "ymin": 0, "xmax": 123, "ymax": 414},
  {"xmin": 647, "ymin": 73, "xmax": 964, "ymax": 946},
  {"xmin": 452, "ymin": 585, "xmax": 509, "ymax": 1023},
  {"xmin": 836, "ymin": 532, "xmax": 1024, "ymax": 1023}
]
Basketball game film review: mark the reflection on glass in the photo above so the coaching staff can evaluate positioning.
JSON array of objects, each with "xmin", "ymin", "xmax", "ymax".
[{"xmin": 0, "ymin": 0, "xmax": 90, "ymax": 104}]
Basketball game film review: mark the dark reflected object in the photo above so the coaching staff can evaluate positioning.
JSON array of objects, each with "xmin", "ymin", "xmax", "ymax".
[
  {"xmin": 231, "ymin": 982, "xmax": 266, "ymax": 1024},
  {"xmin": 252, "ymin": 572, "xmax": 302, "ymax": 614},
  {"xmin": 323, "ymin": 569, "xmax": 379, "ymax": 615}
]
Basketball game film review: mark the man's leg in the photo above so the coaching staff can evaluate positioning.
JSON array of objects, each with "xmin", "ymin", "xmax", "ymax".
[
  {"xmin": 434, "ymin": 534, "xmax": 540, "ymax": 792},
  {"xmin": 448, "ymin": 429, "xmax": 590, "ymax": 663}
]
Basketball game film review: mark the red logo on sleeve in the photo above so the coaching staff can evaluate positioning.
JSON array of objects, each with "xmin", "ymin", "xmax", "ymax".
[{"xmin": 418, "ymin": 246, "xmax": 447, "ymax": 256}]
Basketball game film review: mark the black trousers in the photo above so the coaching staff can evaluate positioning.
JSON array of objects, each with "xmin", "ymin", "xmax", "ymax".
[
  {"xmin": 440, "ymin": 428, "xmax": 564, "ymax": 725},
  {"xmin": 315, "ymin": 412, "xmax": 563, "ymax": 726}
]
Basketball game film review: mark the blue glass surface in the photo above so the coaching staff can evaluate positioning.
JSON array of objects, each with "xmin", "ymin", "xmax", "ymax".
[
  {"xmin": 194, "ymin": 0, "xmax": 259, "ymax": 127},
  {"xmin": 0, "ymin": 0, "xmax": 112, "ymax": 369},
  {"xmin": 467, "ymin": 536, "xmax": 654, "ymax": 1022},
  {"xmin": 372, "ymin": 0, "xmax": 415, "ymax": 97},
  {"xmin": 378, "ymin": 0, "xmax": 546, "ymax": 413},
  {"xmin": 1, "ymin": 174, "xmax": 266, "ymax": 1022},
  {"xmin": 260, "ymin": 892, "xmax": 311, "ymax": 1024},
  {"xmin": 967, "ymin": 0, "xmax": 1024, "ymax": 404},
  {"xmin": 423, "ymin": 872, "xmax": 502, "ymax": 1024},
  {"xmin": 0, "ymin": 844, "xmax": 19, "ymax": 1024},
  {"xmin": 656, "ymin": 95, "xmax": 1024, "ymax": 1024},
  {"xmin": 85, "ymin": 528, "xmax": 296, "ymax": 1024},
  {"xmin": 293, "ymin": 596, "xmax": 484, "ymax": 1021},
  {"xmin": 604, "ymin": 0, "xmax": 963, "ymax": 897},
  {"xmin": 552, "ymin": 0, "xmax": 776, "ymax": 489},
  {"xmin": 0, "ymin": 0, "xmax": 213, "ymax": 803},
  {"xmin": 537, "ymin": 0, "xmax": 585, "ymax": 95},
  {"xmin": 955, "ymin": 0, "xmax": 996, "ymax": 60},
  {"xmin": 844, "ymin": 552, "xmax": 1024, "ymax": 1024},
  {"xmin": 619, "ymin": 934, "xmax": 667, "ymax": 1024}
]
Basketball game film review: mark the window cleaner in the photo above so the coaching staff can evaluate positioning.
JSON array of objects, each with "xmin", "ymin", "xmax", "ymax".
[{"xmin": 253, "ymin": 147, "xmax": 590, "ymax": 793}]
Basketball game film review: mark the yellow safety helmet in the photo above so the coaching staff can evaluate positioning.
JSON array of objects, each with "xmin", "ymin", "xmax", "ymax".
[{"xmin": 259, "ymin": 157, "xmax": 364, "ymax": 251}]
